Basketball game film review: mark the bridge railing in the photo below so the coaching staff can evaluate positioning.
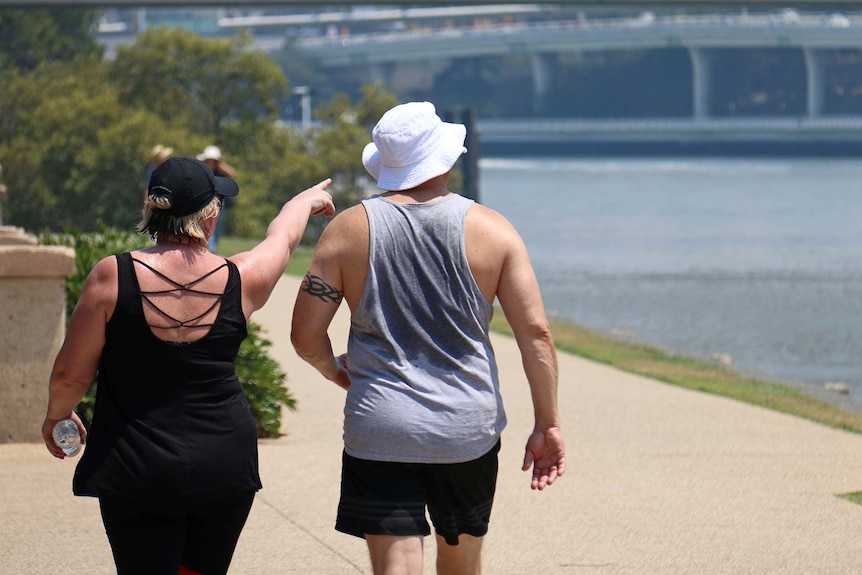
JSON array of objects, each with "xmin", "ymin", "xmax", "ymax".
[{"xmin": 294, "ymin": 10, "xmax": 862, "ymax": 50}]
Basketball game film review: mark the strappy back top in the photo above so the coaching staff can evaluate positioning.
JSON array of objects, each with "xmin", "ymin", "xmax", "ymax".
[
  {"xmin": 73, "ymin": 252, "xmax": 262, "ymax": 499},
  {"xmin": 133, "ymin": 256, "xmax": 229, "ymax": 332}
]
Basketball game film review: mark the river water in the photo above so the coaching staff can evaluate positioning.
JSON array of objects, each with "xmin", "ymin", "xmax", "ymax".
[{"xmin": 479, "ymin": 157, "xmax": 862, "ymax": 404}]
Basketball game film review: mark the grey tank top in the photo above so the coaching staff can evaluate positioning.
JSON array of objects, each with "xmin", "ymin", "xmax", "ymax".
[{"xmin": 344, "ymin": 194, "xmax": 506, "ymax": 463}]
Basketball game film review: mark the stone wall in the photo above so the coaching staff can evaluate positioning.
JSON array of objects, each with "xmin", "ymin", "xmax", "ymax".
[{"xmin": 0, "ymin": 227, "xmax": 75, "ymax": 442}]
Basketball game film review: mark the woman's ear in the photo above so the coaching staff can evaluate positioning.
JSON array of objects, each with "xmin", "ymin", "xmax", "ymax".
[{"xmin": 204, "ymin": 213, "xmax": 218, "ymax": 238}]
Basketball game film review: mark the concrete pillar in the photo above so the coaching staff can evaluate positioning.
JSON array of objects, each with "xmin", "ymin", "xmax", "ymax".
[
  {"xmin": 804, "ymin": 48, "xmax": 827, "ymax": 118},
  {"xmin": 368, "ymin": 62, "xmax": 395, "ymax": 86},
  {"xmin": 530, "ymin": 53, "xmax": 555, "ymax": 115},
  {"xmin": 444, "ymin": 107, "xmax": 480, "ymax": 203},
  {"xmin": 135, "ymin": 8, "xmax": 147, "ymax": 33},
  {"xmin": 688, "ymin": 47, "xmax": 713, "ymax": 120},
  {"xmin": 0, "ymin": 229, "xmax": 76, "ymax": 443},
  {"xmin": 0, "ymin": 226, "xmax": 37, "ymax": 246}
]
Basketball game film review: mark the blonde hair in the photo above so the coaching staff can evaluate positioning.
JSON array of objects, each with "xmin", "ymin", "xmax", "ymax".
[{"xmin": 137, "ymin": 194, "xmax": 222, "ymax": 241}]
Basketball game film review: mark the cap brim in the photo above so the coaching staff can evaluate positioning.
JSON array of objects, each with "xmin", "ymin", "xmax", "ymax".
[{"xmin": 214, "ymin": 175, "xmax": 239, "ymax": 197}]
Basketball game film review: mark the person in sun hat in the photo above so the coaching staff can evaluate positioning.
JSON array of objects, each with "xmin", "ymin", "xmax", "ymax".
[
  {"xmin": 148, "ymin": 143, "xmax": 173, "ymax": 168},
  {"xmin": 42, "ymin": 156, "xmax": 335, "ymax": 575},
  {"xmin": 196, "ymin": 145, "xmax": 237, "ymax": 179},
  {"xmin": 143, "ymin": 144, "xmax": 173, "ymax": 201},
  {"xmin": 291, "ymin": 101, "xmax": 566, "ymax": 574},
  {"xmin": 196, "ymin": 145, "xmax": 238, "ymax": 252}
]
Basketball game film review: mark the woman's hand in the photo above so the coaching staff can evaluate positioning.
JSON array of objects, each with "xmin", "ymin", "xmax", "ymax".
[
  {"xmin": 42, "ymin": 411, "xmax": 87, "ymax": 459},
  {"xmin": 297, "ymin": 178, "xmax": 335, "ymax": 218}
]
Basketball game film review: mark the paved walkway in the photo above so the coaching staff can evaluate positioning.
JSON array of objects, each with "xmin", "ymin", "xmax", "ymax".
[{"xmin": 3, "ymin": 274, "xmax": 862, "ymax": 574}]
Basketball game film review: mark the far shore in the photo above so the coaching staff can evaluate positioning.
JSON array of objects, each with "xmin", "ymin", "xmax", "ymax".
[{"xmin": 491, "ymin": 313, "xmax": 862, "ymax": 433}]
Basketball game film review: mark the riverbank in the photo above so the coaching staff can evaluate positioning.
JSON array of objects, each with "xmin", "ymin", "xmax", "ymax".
[
  {"xmin": 219, "ymin": 237, "xmax": 862, "ymax": 436},
  {"xmin": 491, "ymin": 313, "xmax": 862, "ymax": 433}
]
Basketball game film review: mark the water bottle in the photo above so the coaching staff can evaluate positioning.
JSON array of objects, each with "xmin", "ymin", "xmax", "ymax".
[{"xmin": 52, "ymin": 419, "xmax": 81, "ymax": 457}]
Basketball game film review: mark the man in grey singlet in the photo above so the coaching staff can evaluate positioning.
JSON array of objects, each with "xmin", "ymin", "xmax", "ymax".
[{"xmin": 291, "ymin": 101, "xmax": 565, "ymax": 575}]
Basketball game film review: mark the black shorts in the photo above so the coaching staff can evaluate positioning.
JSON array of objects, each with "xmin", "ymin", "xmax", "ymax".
[{"xmin": 335, "ymin": 440, "xmax": 500, "ymax": 546}]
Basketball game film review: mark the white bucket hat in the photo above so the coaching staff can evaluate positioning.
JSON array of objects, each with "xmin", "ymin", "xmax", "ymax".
[
  {"xmin": 196, "ymin": 145, "xmax": 222, "ymax": 161},
  {"xmin": 362, "ymin": 102, "xmax": 467, "ymax": 191}
]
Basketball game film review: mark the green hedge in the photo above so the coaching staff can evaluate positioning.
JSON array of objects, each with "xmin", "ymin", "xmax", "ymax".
[{"xmin": 39, "ymin": 227, "xmax": 295, "ymax": 438}]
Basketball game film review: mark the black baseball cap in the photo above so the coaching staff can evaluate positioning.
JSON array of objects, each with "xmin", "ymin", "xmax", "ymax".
[{"xmin": 148, "ymin": 157, "xmax": 239, "ymax": 217}]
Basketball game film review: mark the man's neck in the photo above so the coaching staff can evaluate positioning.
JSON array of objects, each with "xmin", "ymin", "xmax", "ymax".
[{"xmin": 382, "ymin": 174, "xmax": 452, "ymax": 204}]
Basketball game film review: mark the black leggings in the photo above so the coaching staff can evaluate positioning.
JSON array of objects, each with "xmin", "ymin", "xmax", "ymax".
[{"xmin": 99, "ymin": 491, "xmax": 255, "ymax": 575}]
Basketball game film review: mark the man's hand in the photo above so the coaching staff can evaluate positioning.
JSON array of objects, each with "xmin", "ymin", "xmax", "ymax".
[
  {"xmin": 331, "ymin": 353, "xmax": 352, "ymax": 391},
  {"xmin": 522, "ymin": 426, "xmax": 565, "ymax": 490}
]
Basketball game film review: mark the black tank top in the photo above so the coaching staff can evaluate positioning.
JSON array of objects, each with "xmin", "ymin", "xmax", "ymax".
[{"xmin": 73, "ymin": 252, "xmax": 262, "ymax": 498}]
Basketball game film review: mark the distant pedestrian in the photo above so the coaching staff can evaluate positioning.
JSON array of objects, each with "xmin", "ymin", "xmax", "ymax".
[
  {"xmin": 291, "ymin": 101, "xmax": 565, "ymax": 575},
  {"xmin": 145, "ymin": 145, "xmax": 173, "ymax": 198},
  {"xmin": 197, "ymin": 145, "xmax": 238, "ymax": 252}
]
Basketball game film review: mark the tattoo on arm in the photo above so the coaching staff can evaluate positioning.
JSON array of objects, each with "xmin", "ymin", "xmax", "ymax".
[{"xmin": 301, "ymin": 272, "xmax": 344, "ymax": 304}]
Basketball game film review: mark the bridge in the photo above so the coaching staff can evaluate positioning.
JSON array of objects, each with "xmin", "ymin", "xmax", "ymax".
[
  {"xmin": 476, "ymin": 116, "xmax": 862, "ymax": 155},
  {"xmin": 95, "ymin": 6, "xmax": 862, "ymax": 153},
  {"xmin": 267, "ymin": 10, "xmax": 862, "ymax": 120}
]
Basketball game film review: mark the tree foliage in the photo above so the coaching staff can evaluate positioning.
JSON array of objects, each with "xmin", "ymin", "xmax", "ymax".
[
  {"xmin": 0, "ymin": 12, "xmax": 399, "ymax": 240},
  {"xmin": 0, "ymin": 8, "xmax": 101, "ymax": 73},
  {"xmin": 312, "ymin": 83, "xmax": 398, "ymax": 203},
  {"xmin": 110, "ymin": 28, "xmax": 287, "ymax": 138},
  {"xmin": 1, "ymin": 59, "xmax": 142, "ymax": 230}
]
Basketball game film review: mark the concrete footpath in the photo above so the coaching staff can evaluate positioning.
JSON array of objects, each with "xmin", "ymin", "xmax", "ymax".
[{"xmin": 2, "ymin": 274, "xmax": 862, "ymax": 574}]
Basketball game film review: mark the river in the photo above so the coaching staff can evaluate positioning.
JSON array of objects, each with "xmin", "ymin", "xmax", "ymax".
[{"xmin": 479, "ymin": 157, "xmax": 862, "ymax": 406}]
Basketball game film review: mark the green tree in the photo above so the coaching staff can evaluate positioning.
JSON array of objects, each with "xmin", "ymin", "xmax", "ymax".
[
  {"xmin": 101, "ymin": 27, "xmax": 294, "ymax": 239},
  {"xmin": 224, "ymin": 120, "xmax": 324, "ymax": 239},
  {"xmin": 0, "ymin": 58, "xmax": 193, "ymax": 231},
  {"xmin": 313, "ymin": 83, "xmax": 398, "ymax": 202},
  {"xmin": 0, "ymin": 18, "xmax": 401, "ymax": 239},
  {"xmin": 109, "ymin": 28, "xmax": 288, "ymax": 138},
  {"xmin": 223, "ymin": 83, "xmax": 398, "ymax": 243},
  {"xmin": 0, "ymin": 8, "xmax": 101, "ymax": 73}
]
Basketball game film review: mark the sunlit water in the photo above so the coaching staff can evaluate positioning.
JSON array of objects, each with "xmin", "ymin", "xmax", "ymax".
[{"xmin": 480, "ymin": 157, "xmax": 862, "ymax": 404}]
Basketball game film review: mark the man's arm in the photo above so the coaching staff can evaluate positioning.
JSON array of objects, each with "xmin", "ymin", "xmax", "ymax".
[
  {"xmin": 290, "ymin": 212, "xmax": 353, "ymax": 390},
  {"xmin": 496, "ymin": 229, "xmax": 566, "ymax": 490},
  {"xmin": 291, "ymin": 270, "xmax": 350, "ymax": 390},
  {"xmin": 215, "ymin": 160, "xmax": 238, "ymax": 179}
]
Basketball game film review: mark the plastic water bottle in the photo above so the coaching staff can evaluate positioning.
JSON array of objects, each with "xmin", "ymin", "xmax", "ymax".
[{"xmin": 52, "ymin": 419, "xmax": 81, "ymax": 457}]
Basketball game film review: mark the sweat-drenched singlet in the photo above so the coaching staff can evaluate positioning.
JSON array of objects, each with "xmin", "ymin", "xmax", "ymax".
[
  {"xmin": 344, "ymin": 194, "xmax": 507, "ymax": 464},
  {"xmin": 73, "ymin": 252, "xmax": 262, "ymax": 499}
]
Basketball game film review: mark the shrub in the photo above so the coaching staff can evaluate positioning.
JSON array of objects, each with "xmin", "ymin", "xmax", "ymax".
[
  {"xmin": 236, "ymin": 322, "xmax": 296, "ymax": 437},
  {"xmin": 39, "ymin": 226, "xmax": 295, "ymax": 437}
]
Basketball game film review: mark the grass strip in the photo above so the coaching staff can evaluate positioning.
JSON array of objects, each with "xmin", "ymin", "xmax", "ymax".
[
  {"xmin": 837, "ymin": 492, "xmax": 862, "ymax": 505},
  {"xmin": 220, "ymin": 237, "xmax": 862, "ymax": 435},
  {"xmin": 489, "ymin": 313, "xmax": 862, "ymax": 435}
]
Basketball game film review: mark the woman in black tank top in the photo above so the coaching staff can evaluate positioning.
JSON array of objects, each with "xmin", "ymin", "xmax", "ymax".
[{"xmin": 41, "ymin": 157, "xmax": 335, "ymax": 575}]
